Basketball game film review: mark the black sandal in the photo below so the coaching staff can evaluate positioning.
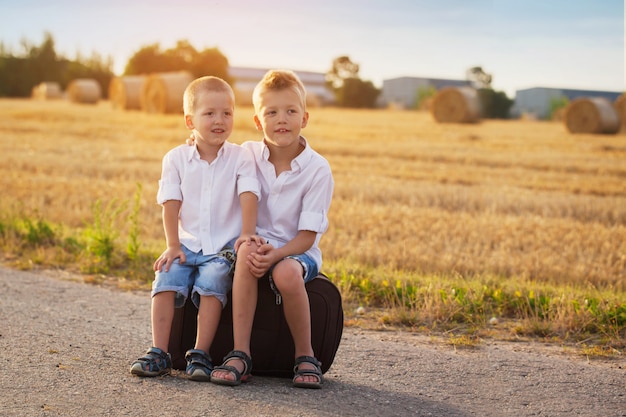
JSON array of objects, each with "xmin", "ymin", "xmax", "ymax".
[
  {"xmin": 185, "ymin": 349, "xmax": 213, "ymax": 382},
  {"xmin": 293, "ymin": 356, "xmax": 323, "ymax": 389},
  {"xmin": 210, "ymin": 350, "xmax": 252, "ymax": 386}
]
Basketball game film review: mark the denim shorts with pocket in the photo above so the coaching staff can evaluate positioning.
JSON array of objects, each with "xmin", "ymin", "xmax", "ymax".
[{"xmin": 152, "ymin": 243, "xmax": 235, "ymax": 308}]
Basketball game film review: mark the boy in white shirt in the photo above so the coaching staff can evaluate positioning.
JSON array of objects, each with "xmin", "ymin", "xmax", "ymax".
[
  {"xmin": 130, "ymin": 76, "xmax": 259, "ymax": 381},
  {"xmin": 210, "ymin": 69, "xmax": 334, "ymax": 389}
]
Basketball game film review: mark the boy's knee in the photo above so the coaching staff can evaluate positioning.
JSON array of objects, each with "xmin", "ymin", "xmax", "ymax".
[
  {"xmin": 272, "ymin": 260, "xmax": 305, "ymax": 292},
  {"xmin": 273, "ymin": 258, "xmax": 303, "ymax": 277},
  {"xmin": 235, "ymin": 241, "xmax": 258, "ymax": 259}
]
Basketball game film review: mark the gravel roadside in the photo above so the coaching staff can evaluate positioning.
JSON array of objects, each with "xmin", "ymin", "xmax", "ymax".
[{"xmin": 0, "ymin": 266, "xmax": 623, "ymax": 417}]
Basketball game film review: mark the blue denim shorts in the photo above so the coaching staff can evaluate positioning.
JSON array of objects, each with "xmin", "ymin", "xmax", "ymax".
[
  {"xmin": 280, "ymin": 253, "xmax": 319, "ymax": 283},
  {"xmin": 267, "ymin": 252, "xmax": 319, "ymax": 304},
  {"xmin": 152, "ymin": 243, "xmax": 235, "ymax": 308}
]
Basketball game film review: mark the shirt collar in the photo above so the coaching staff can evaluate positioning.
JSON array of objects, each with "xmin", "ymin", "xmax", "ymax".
[
  {"xmin": 292, "ymin": 136, "xmax": 312, "ymax": 170},
  {"xmin": 260, "ymin": 136, "xmax": 312, "ymax": 170},
  {"xmin": 186, "ymin": 141, "xmax": 229, "ymax": 162}
]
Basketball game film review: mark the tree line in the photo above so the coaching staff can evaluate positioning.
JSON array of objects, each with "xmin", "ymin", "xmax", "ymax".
[
  {"xmin": 0, "ymin": 33, "xmax": 112, "ymax": 98},
  {"xmin": 0, "ymin": 33, "xmax": 512, "ymax": 115}
]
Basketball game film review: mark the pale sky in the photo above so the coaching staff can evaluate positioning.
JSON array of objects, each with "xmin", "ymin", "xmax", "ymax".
[{"xmin": 1, "ymin": 0, "xmax": 624, "ymax": 97}]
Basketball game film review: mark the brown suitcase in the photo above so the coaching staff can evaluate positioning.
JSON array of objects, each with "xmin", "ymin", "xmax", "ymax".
[{"xmin": 168, "ymin": 273, "xmax": 343, "ymax": 377}]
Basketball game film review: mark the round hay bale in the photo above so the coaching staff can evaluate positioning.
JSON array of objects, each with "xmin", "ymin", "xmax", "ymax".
[
  {"xmin": 614, "ymin": 94, "xmax": 626, "ymax": 133},
  {"xmin": 431, "ymin": 86, "xmax": 481, "ymax": 123},
  {"xmin": 66, "ymin": 79, "xmax": 102, "ymax": 104},
  {"xmin": 564, "ymin": 97, "xmax": 619, "ymax": 134},
  {"xmin": 109, "ymin": 75, "xmax": 146, "ymax": 110},
  {"xmin": 31, "ymin": 82, "xmax": 62, "ymax": 100},
  {"xmin": 140, "ymin": 71, "xmax": 193, "ymax": 114}
]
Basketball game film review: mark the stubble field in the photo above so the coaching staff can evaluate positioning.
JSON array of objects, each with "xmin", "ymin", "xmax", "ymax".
[{"xmin": 1, "ymin": 98, "xmax": 624, "ymax": 345}]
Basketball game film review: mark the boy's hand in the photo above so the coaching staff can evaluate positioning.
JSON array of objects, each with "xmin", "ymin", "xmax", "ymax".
[
  {"xmin": 234, "ymin": 234, "xmax": 265, "ymax": 252},
  {"xmin": 246, "ymin": 242, "xmax": 276, "ymax": 278},
  {"xmin": 153, "ymin": 246, "xmax": 185, "ymax": 272}
]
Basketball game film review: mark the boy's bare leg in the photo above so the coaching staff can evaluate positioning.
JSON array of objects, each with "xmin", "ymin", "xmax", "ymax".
[
  {"xmin": 272, "ymin": 260, "xmax": 319, "ymax": 384},
  {"xmin": 194, "ymin": 295, "xmax": 222, "ymax": 353},
  {"xmin": 211, "ymin": 243, "xmax": 259, "ymax": 381},
  {"xmin": 151, "ymin": 291, "xmax": 176, "ymax": 352}
]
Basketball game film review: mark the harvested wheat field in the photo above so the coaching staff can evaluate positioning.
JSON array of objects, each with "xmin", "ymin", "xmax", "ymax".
[{"xmin": 0, "ymin": 98, "xmax": 624, "ymax": 292}]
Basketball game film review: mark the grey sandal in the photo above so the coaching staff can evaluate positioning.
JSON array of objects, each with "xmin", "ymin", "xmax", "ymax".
[
  {"xmin": 210, "ymin": 350, "xmax": 252, "ymax": 386},
  {"xmin": 293, "ymin": 356, "xmax": 323, "ymax": 389}
]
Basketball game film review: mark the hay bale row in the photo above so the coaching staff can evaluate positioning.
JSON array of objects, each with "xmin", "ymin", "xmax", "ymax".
[
  {"xmin": 564, "ymin": 97, "xmax": 620, "ymax": 134},
  {"xmin": 31, "ymin": 82, "xmax": 63, "ymax": 100},
  {"xmin": 67, "ymin": 79, "xmax": 102, "ymax": 104},
  {"xmin": 431, "ymin": 87, "xmax": 481, "ymax": 123},
  {"xmin": 140, "ymin": 71, "xmax": 193, "ymax": 114},
  {"xmin": 109, "ymin": 75, "xmax": 146, "ymax": 110}
]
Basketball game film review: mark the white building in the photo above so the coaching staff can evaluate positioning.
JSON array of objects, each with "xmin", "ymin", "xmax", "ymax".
[
  {"xmin": 511, "ymin": 87, "xmax": 623, "ymax": 119},
  {"xmin": 378, "ymin": 76, "xmax": 471, "ymax": 108},
  {"xmin": 229, "ymin": 66, "xmax": 334, "ymax": 106}
]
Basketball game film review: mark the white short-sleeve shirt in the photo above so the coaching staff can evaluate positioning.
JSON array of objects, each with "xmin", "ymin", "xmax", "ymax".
[
  {"xmin": 157, "ymin": 141, "xmax": 260, "ymax": 255},
  {"xmin": 242, "ymin": 136, "xmax": 334, "ymax": 269}
]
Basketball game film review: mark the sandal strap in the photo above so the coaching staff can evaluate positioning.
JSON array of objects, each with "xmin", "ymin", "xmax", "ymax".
[
  {"xmin": 212, "ymin": 364, "xmax": 243, "ymax": 381},
  {"xmin": 185, "ymin": 349, "xmax": 213, "ymax": 370},
  {"xmin": 220, "ymin": 350, "xmax": 252, "ymax": 375},
  {"xmin": 132, "ymin": 347, "xmax": 172, "ymax": 373},
  {"xmin": 293, "ymin": 355, "xmax": 323, "ymax": 387},
  {"xmin": 137, "ymin": 347, "xmax": 169, "ymax": 362},
  {"xmin": 293, "ymin": 355, "xmax": 321, "ymax": 373}
]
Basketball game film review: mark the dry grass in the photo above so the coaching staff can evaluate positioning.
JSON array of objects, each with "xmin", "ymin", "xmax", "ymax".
[
  {"xmin": 1, "ymin": 98, "xmax": 624, "ymax": 346},
  {"xmin": 1, "ymin": 99, "xmax": 624, "ymax": 287}
]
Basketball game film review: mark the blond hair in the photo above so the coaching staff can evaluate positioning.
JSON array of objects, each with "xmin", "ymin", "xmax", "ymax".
[
  {"xmin": 252, "ymin": 69, "xmax": 307, "ymax": 113},
  {"xmin": 183, "ymin": 76, "xmax": 234, "ymax": 115}
]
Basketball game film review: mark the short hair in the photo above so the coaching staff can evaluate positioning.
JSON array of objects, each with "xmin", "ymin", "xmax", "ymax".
[
  {"xmin": 252, "ymin": 69, "xmax": 307, "ymax": 113},
  {"xmin": 183, "ymin": 76, "xmax": 234, "ymax": 115}
]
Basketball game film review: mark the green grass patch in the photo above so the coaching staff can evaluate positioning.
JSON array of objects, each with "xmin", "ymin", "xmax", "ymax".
[{"xmin": 1, "ymin": 198, "xmax": 624, "ymax": 351}]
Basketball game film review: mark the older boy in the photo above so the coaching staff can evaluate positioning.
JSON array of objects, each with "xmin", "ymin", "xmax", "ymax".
[
  {"xmin": 210, "ymin": 70, "xmax": 334, "ymax": 389},
  {"xmin": 130, "ymin": 76, "xmax": 259, "ymax": 381}
]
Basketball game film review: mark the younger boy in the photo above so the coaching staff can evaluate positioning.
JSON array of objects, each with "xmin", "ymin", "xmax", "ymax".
[
  {"xmin": 210, "ymin": 69, "xmax": 334, "ymax": 389},
  {"xmin": 130, "ymin": 76, "xmax": 259, "ymax": 381}
]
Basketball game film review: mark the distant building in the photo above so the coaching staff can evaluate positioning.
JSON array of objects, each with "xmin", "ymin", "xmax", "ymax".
[
  {"xmin": 228, "ymin": 66, "xmax": 335, "ymax": 106},
  {"xmin": 378, "ymin": 76, "xmax": 471, "ymax": 108},
  {"xmin": 511, "ymin": 87, "xmax": 623, "ymax": 119}
]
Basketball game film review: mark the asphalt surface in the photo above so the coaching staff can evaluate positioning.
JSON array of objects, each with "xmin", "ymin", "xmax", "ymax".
[{"xmin": 0, "ymin": 266, "xmax": 624, "ymax": 416}]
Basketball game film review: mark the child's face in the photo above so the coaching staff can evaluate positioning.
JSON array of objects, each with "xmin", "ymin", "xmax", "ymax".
[
  {"xmin": 253, "ymin": 89, "xmax": 308, "ymax": 148},
  {"xmin": 185, "ymin": 90, "xmax": 234, "ymax": 148}
]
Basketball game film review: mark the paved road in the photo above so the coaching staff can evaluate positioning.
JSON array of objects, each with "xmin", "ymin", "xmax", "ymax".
[{"xmin": 0, "ymin": 266, "xmax": 624, "ymax": 416}]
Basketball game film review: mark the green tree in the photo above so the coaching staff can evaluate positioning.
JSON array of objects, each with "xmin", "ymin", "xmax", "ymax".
[
  {"xmin": 29, "ymin": 32, "xmax": 62, "ymax": 85},
  {"xmin": 466, "ymin": 66, "xmax": 493, "ymax": 89},
  {"xmin": 336, "ymin": 78, "xmax": 380, "ymax": 108},
  {"xmin": 326, "ymin": 55, "xmax": 380, "ymax": 108},
  {"xmin": 124, "ymin": 44, "xmax": 174, "ymax": 75},
  {"xmin": 190, "ymin": 47, "xmax": 230, "ymax": 82},
  {"xmin": 124, "ymin": 40, "xmax": 230, "ymax": 83},
  {"xmin": 477, "ymin": 88, "xmax": 514, "ymax": 119},
  {"xmin": 0, "ymin": 32, "xmax": 113, "ymax": 98},
  {"xmin": 326, "ymin": 55, "xmax": 360, "ymax": 89}
]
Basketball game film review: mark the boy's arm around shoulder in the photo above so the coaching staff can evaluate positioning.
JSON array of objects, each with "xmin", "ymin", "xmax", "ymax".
[
  {"xmin": 239, "ymin": 191, "xmax": 258, "ymax": 237},
  {"xmin": 234, "ymin": 145, "xmax": 261, "ymax": 249}
]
